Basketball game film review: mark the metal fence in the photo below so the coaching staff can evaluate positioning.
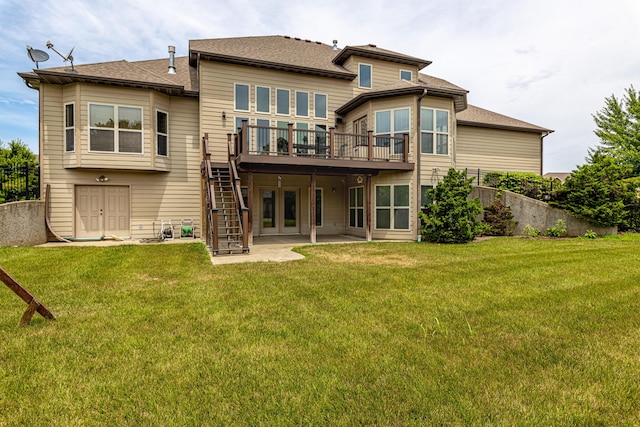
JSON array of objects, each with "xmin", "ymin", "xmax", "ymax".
[
  {"xmin": 461, "ymin": 168, "xmax": 561, "ymax": 201},
  {"xmin": 0, "ymin": 163, "xmax": 40, "ymax": 203}
]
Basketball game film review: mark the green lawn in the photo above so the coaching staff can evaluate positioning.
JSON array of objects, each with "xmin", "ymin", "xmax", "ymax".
[{"xmin": 1, "ymin": 237, "xmax": 639, "ymax": 426}]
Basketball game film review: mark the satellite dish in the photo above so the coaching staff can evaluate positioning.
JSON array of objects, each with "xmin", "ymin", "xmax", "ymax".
[
  {"xmin": 26, "ymin": 45, "xmax": 49, "ymax": 69},
  {"xmin": 45, "ymin": 40, "xmax": 76, "ymax": 72}
]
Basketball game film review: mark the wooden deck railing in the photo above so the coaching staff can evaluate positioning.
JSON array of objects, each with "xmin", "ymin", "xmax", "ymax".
[{"xmin": 233, "ymin": 121, "xmax": 409, "ymax": 163}]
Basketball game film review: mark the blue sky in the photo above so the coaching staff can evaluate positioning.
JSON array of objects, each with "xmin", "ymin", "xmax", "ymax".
[{"xmin": 1, "ymin": 0, "xmax": 639, "ymax": 173}]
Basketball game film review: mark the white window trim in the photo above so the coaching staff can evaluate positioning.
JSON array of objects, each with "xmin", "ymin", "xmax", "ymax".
[
  {"xmin": 313, "ymin": 93, "xmax": 328, "ymax": 120},
  {"xmin": 358, "ymin": 63, "xmax": 373, "ymax": 89},
  {"xmin": 375, "ymin": 184, "xmax": 411, "ymax": 230},
  {"xmin": 156, "ymin": 109, "xmax": 169, "ymax": 157},
  {"xmin": 88, "ymin": 102, "xmax": 144, "ymax": 155},
  {"xmin": 234, "ymin": 83, "xmax": 250, "ymax": 112},
  {"xmin": 400, "ymin": 69, "xmax": 413, "ymax": 81},
  {"xmin": 295, "ymin": 91, "xmax": 310, "ymax": 118},
  {"xmin": 64, "ymin": 102, "xmax": 75, "ymax": 153},
  {"xmin": 308, "ymin": 187, "xmax": 324, "ymax": 228},
  {"xmin": 276, "ymin": 88, "xmax": 290, "ymax": 116},
  {"xmin": 420, "ymin": 107, "xmax": 450, "ymax": 156},
  {"xmin": 256, "ymin": 86, "xmax": 271, "ymax": 114},
  {"xmin": 349, "ymin": 186, "xmax": 365, "ymax": 229}
]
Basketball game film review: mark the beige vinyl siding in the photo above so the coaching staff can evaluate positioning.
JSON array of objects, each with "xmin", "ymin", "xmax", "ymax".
[
  {"xmin": 456, "ymin": 126, "xmax": 541, "ymax": 173},
  {"xmin": 200, "ymin": 61, "xmax": 352, "ymax": 162},
  {"xmin": 349, "ymin": 56, "xmax": 419, "ymax": 95},
  {"xmin": 41, "ymin": 82, "xmax": 201, "ymax": 239}
]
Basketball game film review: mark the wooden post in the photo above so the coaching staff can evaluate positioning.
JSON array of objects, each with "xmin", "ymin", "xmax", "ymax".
[
  {"xmin": 247, "ymin": 172, "xmax": 254, "ymax": 244},
  {"xmin": 329, "ymin": 127, "xmax": 335, "ymax": 159},
  {"xmin": 366, "ymin": 175, "xmax": 373, "ymax": 242},
  {"xmin": 0, "ymin": 266, "xmax": 56, "ymax": 326},
  {"xmin": 367, "ymin": 130, "xmax": 374, "ymax": 161},
  {"xmin": 287, "ymin": 123, "xmax": 294, "ymax": 155},
  {"xmin": 310, "ymin": 173, "xmax": 317, "ymax": 244}
]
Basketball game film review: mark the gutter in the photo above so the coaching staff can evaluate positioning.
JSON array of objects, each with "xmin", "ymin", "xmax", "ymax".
[{"xmin": 540, "ymin": 130, "xmax": 554, "ymax": 175}]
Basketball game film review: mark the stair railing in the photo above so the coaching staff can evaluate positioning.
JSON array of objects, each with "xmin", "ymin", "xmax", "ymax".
[
  {"xmin": 202, "ymin": 133, "xmax": 219, "ymax": 254},
  {"xmin": 228, "ymin": 133, "xmax": 250, "ymax": 253}
]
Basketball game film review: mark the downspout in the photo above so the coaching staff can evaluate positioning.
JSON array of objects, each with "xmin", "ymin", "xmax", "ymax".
[
  {"xmin": 540, "ymin": 131, "xmax": 552, "ymax": 175},
  {"xmin": 416, "ymin": 89, "xmax": 428, "ymax": 241}
]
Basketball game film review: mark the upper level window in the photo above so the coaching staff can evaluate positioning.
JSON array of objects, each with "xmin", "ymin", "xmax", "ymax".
[
  {"xmin": 359, "ymin": 64, "xmax": 372, "ymax": 88},
  {"xmin": 156, "ymin": 110, "xmax": 168, "ymax": 156},
  {"xmin": 276, "ymin": 89, "xmax": 290, "ymax": 115},
  {"xmin": 64, "ymin": 103, "xmax": 74, "ymax": 152},
  {"xmin": 400, "ymin": 70, "xmax": 412, "ymax": 81},
  {"xmin": 296, "ymin": 91, "xmax": 309, "ymax": 117},
  {"xmin": 235, "ymin": 83, "xmax": 249, "ymax": 111},
  {"xmin": 89, "ymin": 104, "xmax": 142, "ymax": 153},
  {"xmin": 314, "ymin": 93, "xmax": 327, "ymax": 119},
  {"xmin": 421, "ymin": 108, "xmax": 449, "ymax": 155},
  {"xmin": 375, "ymin": 108, "xmax": 410, "ymax": 153},
  {"xmin": 256, "ymin": 86, "xmax": 270, "ymax": 113}
]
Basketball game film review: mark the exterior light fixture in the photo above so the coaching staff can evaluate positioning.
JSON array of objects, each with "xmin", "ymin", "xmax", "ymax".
[
  {"xmin": 222, "ymin": 111, "xmax": 226, "ymax": 120},
  {"xmin": 96, "ymin": 175, "xmax": 109, "ymax": 182}
]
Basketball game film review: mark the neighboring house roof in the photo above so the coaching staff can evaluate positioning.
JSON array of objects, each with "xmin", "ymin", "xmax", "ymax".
[
  {"xmin": 189, "ymin": 36, "xmax": 356, "ymax": 80},
  {"xmin": 18, "ymin": 56, "xmax": 198, "ymax": 97},
  {"xmin": 333, "ymin": 44, "xmax": 431, "ymax": 69},
  {"xmin": 336, "ymin": 75, "xmax": 468, "ymax": 116},
  {"xmin": 456, "ymin": 105, "xmax": 553, "ymax": 134},
  {"xmin": 543, "ymin": 172, "xmax": 571, "ymax": 182}
]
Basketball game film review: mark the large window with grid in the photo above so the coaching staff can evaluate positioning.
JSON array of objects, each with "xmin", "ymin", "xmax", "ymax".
[
  {"xmin": 375, "ymin": 184, "xmax": 410, "ymax": 230},
  {"xmin": 89, "ymin": 104, "xmax": 142, "ymax": 153},
  {"xmin": 421, "ymin": 108, "xmax": 449, "ymax": 155}
]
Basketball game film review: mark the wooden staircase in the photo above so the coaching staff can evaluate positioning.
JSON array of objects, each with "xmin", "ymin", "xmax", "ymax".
[{"xmin": 202, "ymin": 134, "xmax": 249, "ymax": 256}]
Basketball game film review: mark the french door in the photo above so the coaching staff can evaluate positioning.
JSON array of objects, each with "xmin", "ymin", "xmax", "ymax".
[
  {"xmin": 260, "ymin": 187, "xmax": 299, "ymax": 235},
  {"xmin": 75, "ymin": 185, "xmax": 130, "ymax": 238}
]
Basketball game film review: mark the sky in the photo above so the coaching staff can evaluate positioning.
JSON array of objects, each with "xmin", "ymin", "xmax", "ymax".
[{"xmin": 1, "ymin": 0, "xmax": 639, "ymax": 173}]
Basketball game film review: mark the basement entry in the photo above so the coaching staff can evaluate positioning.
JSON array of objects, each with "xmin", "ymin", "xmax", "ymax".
[{"xmin": 75, "ymin": 185, "xmax": 130, "ymax": 238}]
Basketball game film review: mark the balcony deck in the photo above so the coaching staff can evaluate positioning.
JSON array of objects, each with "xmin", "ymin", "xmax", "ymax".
[{"xmin": 232, "ymin": 122, "xmax": 414, "ymax": 175}]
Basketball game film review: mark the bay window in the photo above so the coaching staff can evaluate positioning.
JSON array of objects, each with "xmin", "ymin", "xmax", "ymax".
[
  {"xmin": 89, "ymin": 104, "xmax": 142, "ymax": 153},
  {"xmin": 421, "ymin": 108, "xmax": 449, "ymax": 155}
]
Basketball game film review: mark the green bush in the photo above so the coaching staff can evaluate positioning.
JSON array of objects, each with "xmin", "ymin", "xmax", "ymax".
[
  {"xmin": 420, "ymin": 169, "xmax": 482, "ymax": 243},
  {"xmin": 584, "ymin": 230, "xmax": 598, "ymax": 239},
  {"xmin": 546, "ymin": 219, "xmax": 567, "ymax": 237},
  {"xmin": 523, "ymin": 224, "xmax": 541, "ymax": 237},
  {"xmin": 483, "ymin": 198, "xmax": 518, "ymax": 236},
  {"xmin": 482, "ymin": 171, "xmax": 559, "ymax": 201}
]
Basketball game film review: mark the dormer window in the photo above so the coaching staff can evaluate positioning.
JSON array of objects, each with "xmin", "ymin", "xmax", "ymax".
[
  {"xmin": 400, "ymin": 70, "xmax": 412, "ymax": 81},
  {"xmin": 359, "ymin": 64, "xmax": 372, "ymax": 89}
]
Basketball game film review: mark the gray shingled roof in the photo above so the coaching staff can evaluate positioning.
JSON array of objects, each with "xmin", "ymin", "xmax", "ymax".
[
  {"xmin": 336, "ymin": 76, "xmax": 469, "ymax": 115},
  {"xmin": 189, "ymin": 36, "xmax": 356, "ymax": 79},
  {"xmin": 333, "ymin": 44, "xmax": 431, "ymax": 69},
  {"xmin": 20, "ymin": 56, "xmax": 196, "ymax": 97},
  {"xmin": 457, "ymin": 105, "xmax": 553, "ymax": 134}
]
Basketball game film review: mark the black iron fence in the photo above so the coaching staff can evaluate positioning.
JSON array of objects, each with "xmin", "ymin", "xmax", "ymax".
[
  {"xmin": 0, "ymin": 163, "xmax": 40, "ymax": 203},
  {"xmin": 461, "ymin": 168, "xmax": 562, "ymax": 201}
]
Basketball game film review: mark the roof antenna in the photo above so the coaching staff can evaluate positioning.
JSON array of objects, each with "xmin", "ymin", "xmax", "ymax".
[
  {"xmin": 168, "ymin": 45, "xmax": 176, "ymax": 74},
  {"xmin": 46, "ymin": 40, "xmax": 76, "ymax": 72},
  {"xmin": 26, "ymin": 45, "xmax": 49, "ymax": 69},
  {"xmin": 332, "ymin": 40, "xmax": 338, "ymax": 51}
]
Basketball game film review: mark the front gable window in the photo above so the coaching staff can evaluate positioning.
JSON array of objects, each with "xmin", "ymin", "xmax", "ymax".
[
  {"xmin": 400, "ymin": 70, "xmax": 412, "ymax": 81},
  {"xmin": 89, "ymin": 104, "xmax": 142, "ymax": 153},
  {"xmin": 276, "ymin": 89, "xmax": 290, "ymax": 115},
  {"xmin": 296, "ymin": 91, "xmax": 309, "ymax": 117},
  {"xmin": 314, "ymin": 93, "xmax": 327, "ymax": 119},
  {"xmin": 359, "ymin": 64, "xmax": 372, "ymax": 89},
  {"xmin": 235, "ymin": 83, "xmax": 249, "ymax": 111}
]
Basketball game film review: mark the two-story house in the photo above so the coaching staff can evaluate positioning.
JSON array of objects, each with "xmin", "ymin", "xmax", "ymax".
[{"xmin": 19, "ymin": 35, "xmax": 552, "ymax": 254}]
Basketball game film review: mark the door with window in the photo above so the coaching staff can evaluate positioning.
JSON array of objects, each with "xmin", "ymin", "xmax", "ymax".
[
  {"xmin": 260, "ymin": 187, "xmax": 300, "ymax": 235},
  {"xmin": 75, "ymin": 185, "xmax": 130, "ymax": 238}
]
